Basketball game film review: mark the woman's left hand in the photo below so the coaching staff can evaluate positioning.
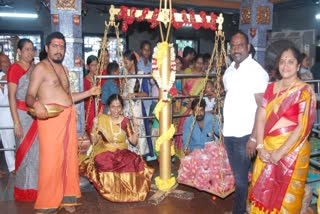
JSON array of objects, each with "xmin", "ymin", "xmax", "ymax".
[{"xmin": 270, "ymin": 149, "xmax": 283, "ymax": 164}]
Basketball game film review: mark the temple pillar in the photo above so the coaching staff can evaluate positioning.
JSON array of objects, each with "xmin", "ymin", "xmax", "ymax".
[
  {"xmin": 239, "ymin": 0, "xmax": 273, "ymax": 67},
  {"xmin": 50, "ymin": 0, "xmax": 84, "ymax": 133}
]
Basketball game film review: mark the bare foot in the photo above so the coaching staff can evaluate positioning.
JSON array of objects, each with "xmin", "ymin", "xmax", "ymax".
[{"xmin": 64, "ymin": 206, "xmax": 76, "ymax": 213}]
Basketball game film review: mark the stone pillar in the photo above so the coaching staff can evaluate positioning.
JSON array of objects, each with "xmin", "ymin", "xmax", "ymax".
[
  {"xmin": 239, "ymin": 0, "xmax": 273, "ymax": 67},
  {"xmin": 50, "ymin": 0, "xmax": 84, "ymax": 133}
]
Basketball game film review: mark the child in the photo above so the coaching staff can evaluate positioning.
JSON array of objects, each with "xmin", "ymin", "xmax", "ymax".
[{"xmin": 204, "ymin": 80, "xmax": 216, "ymax": 114}]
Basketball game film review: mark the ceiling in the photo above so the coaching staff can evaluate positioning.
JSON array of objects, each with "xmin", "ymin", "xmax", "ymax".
[
  {"xmin": 0, "ymin": 0, "xmax": 311, "ymax": 15},
  {"xmin": 84, "ymin": 0, "xmax": 296, "ymax": 10}
]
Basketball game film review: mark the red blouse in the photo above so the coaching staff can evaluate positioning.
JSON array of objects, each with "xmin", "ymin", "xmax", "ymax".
[{"xmin": 7, "ymin": 63, "xmax": 28, "ymax": 84}]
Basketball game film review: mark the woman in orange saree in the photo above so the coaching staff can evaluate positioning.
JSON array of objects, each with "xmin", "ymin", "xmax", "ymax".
[
  {"xmin": 249, "ymin": 47, "xmax": 316, "ymax": 213},
  {"xmin": 80, "ymin": 94, "xmax": 154, "ymax": 202},
  {"xmin": 175, "ymin": 55, "xmax": 206, "ymax": 154}
]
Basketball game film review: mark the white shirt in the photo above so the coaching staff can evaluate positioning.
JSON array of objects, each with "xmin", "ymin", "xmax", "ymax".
[
  {"xmin": 223, "ymin": 55, "xmax": 269, "ymax": 137},
  {"xmin": 204, "ymin": 96, "xmax": 215, "ymax": 112},
  {"xmin": 0, "ymin": 72, "xmax": 13, "ymax": 128}
]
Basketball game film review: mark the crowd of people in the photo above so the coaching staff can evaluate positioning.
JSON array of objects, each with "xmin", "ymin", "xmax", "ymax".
[{"xmin": 0, "ymin": 29, "xmax": 318, "ymax": 214}]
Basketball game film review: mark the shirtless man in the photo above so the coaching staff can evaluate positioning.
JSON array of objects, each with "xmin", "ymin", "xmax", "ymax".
[{"xmin": 26, "ymin": 32, "xmax": 100, "ymax": 213}]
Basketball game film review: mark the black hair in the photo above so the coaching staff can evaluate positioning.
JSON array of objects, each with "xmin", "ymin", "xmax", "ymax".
[
  {"xmin": 98, "ymin": 48, "xmax": 109, "ymax": 59},
  {"xmin": 140, "ymin": 40, "xmax": 151, "ymax": 50},
  {"xmin": 231, "ymin": 30, "xmax": 249, "ymax": 45},
  {"xmin": 107, "ymin": 61, "xmax": 119, "ymax": 75},
  {"xmin": 39, "ymin": 48, "xmax": 47, "ymax": 61},
  {"xmin": 194, "ymin": 54, "xmax": 204, "ymax": 63},
  {"xmin": 123, "ymin": 50, "xmax": 140, "ymax": 93},
  {"xmin": 300, "ymin": 53, "xmax": 308, "ymax": 61},
  {"xmin": 86, "ymin": 55, "xmax": 98, "ymax": 65},
  {"xmin": 203, "ymin": 53, "xmax": 211, "ymax": 63},
  {"xmin": 17, "ymin": 38, "xmax": 33, "ymax": 50},
  {"xmin": 191, "ymin": 98, "xmax": 206, "ymax": 111},
  {"xmin": 182, "ymin": 46, "xmax": 196, "ymax": 58},
  {"xmin": 206, "ymin": 80, "xmax": 214, "ymax": 87},
  {"xmin": 45, "ymin": 32, "xmax": 66, "ymax": 49},
  {"xmin": 277, "ymin": 46, "xmax": 302, "ymax": 67},
  {"xmin": 275, "ymin": 46, "xmax": 302, "ymax": 80},
  {"xmin": 107, "ymin": 93, "xmax": 124, "ymax": 108},
  {"xmin": 176, "ymin": 55, "xmax": 183, "ymax": 64}
]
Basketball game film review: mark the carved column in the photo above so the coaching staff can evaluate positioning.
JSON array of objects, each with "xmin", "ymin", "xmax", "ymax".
[
  {"xmin": 239, "ymin": 0, "xmax": 273, "ymax": 67},
  {"xmin": 50, "ymin": 0, "xmax": 84, "ymax": 133}
]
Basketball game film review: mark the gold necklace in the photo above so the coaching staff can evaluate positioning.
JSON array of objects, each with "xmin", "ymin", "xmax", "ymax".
[
  {"xmin": 109, "ymin": 117, "xmax": 121, "ymax": 143},
  {"xmin": 273, "ymin": 78, "xmax": 298, "ymax": 113}
]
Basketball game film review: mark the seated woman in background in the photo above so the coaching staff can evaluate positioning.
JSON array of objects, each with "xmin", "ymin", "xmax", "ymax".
[{"xmin": 80, "ymin": 94, "xmax": 154, "ymax": 202}]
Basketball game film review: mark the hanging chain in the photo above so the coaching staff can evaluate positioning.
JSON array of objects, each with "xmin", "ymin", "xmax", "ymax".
[
  {"xmin": 79, "ymin": 21, "xmax": 110, "ymax": 159},
  {"xmin": 183, "ymin": 31, "xmax": 217, "ymax": 153},
  {"xmin": 183, "ymin": 31, "xmax": 226, "ymax": 153},
  {"xmin": 213, "ymin": 30, "xmax": 226, "ymax": 143},
  {"xmin": 182, "ymin": 29, "xmax": 229, "ymax": 195},
  {"xmin": 115, "ymin": 23, "xmax": 125, "ymax": 95},
  {"xmin": 214, "ymin": 30, "xmax": 228, "ymax": 194}
]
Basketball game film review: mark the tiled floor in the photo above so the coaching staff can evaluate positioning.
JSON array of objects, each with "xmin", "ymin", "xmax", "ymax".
[{"xmin": 0, "ymin": 147, "xmax": 234, "ymax": 214}]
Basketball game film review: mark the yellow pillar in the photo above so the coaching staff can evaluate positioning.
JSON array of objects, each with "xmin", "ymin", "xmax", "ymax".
[{"xmin": 159, "ymin": 45, "xmax": 171, "ymax": 181}]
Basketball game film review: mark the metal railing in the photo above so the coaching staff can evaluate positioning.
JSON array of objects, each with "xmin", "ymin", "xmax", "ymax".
[
  {"xmin": 0, "ymin": 80, "xmax": 15, "ymax": 153},
  {"xmin": 94, "ymin": 73, "xmax": 216, "ymax": 138}
]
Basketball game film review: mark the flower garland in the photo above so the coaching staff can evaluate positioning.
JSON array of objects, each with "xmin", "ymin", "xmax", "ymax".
[
  {"xmin": 152, "ymin": 42, "xmax": 176, "ymax": 157},
  {"xmin": 155, "ymin": 176, "xmax": 177, "ymax": 191},
  {"xmin": 152, "ymin": 42, "xmax": 176, "ymax": 102},
  {"xmin": 117, "ymin": 6, "xmax": 217, "ymax": 32}
]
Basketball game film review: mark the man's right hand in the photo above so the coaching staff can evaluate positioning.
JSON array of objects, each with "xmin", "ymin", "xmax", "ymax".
[{"xmin": 34, "ymin": 102, "xmax": 49, "ymax": 119}]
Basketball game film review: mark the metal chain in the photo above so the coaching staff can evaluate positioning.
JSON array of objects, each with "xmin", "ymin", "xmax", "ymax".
[
  {"xmin": 183, "ymin": 31, "xmax": 218, "ymax": 153},
  {"xmin": 214, "ymin": 30, "xmax": 228, "ymax": 194},
  {"xmin": 115, "ymin": 23, "xmax": 124, "ymax": 95},
  {"xmin": 183, "ymin": 29, "xmax": 228, "ymax": 195},
  {"xmin": 79, "ymin": 21, "xmax": 110, "ymax": 160}
]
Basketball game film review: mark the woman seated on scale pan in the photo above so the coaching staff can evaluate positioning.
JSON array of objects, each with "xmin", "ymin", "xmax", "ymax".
[{"xmin": 80, "ymin": 94, "xmax": 154, "ymax": 202}]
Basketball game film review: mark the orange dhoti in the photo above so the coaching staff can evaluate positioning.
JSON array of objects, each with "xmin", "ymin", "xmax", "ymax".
[{"xmin": 35, "ymin": 105, "xmax": 81, "ymax": 213}]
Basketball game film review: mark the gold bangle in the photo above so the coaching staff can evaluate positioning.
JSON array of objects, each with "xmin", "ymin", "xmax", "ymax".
[
  {"xmin": 256, "ymin": 144, "xmax": 264, "ymax": 150},
  {"xmin": 14, "ymin": 121, "xmax": 20, "ymax": 127}
]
